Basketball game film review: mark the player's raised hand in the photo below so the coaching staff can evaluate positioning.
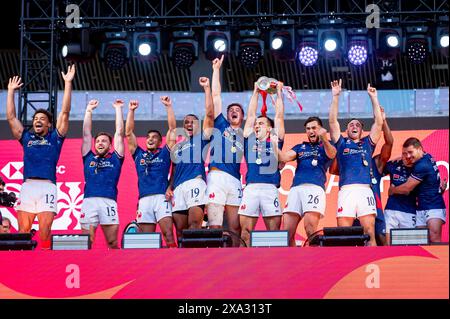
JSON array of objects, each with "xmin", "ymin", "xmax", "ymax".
[
  {"xmin": 160, "ymin": 96, "xmax": 172, "ymax": 107},
  {"xmin": 317, "ymin": 127, "xmax": 328, "ymax": 139},
  {"xmin": 277, "ymin": 81, "xmax": 284, "ymax": 92},
  {"xmin": 380, "ymin": 106, "xmax": 386, "ymax": 121},
  {"xmin": 86, "ymin": 99, "xmax": 99, "ymax": 112},
  {"xmin": 8, "ymin": 76, "xmax": 23, "ymax": 91},
  {"xmin": 165, "ymin": 186, "xmax": 174, "ymax": 201},
  {"xmin": 199, "ymin": 77, "xmax": 210, "ymax": 88},
  {"xmin": 212, "ymin": 55, "xmax": 224, "ymax": 70},
  {"xmin": 331, "ymin": 79, "xmax": 342, "ymax": 96},
  {"xmin": 367, "ymin": 83, "xmax": 377, "ymax": 98},
  {"xmin": 61, "ymin": 64, "xmax": 76, "ymax": 82},
  {"xmin": 129, "ymin": 100, "xmax": 139, "ymax": 111},
  {"xmin": 112, "ymin": 99, "xmax": 124, "ymax": 108}
]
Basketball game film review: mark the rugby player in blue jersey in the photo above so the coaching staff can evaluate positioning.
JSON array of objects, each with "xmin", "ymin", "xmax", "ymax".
[
  {"xmin": 330, "ymin": 107, "xmax": 393, "ymax": 246},
  {"xmin": 389, "ymin": 138, "xmax": 447, "ymax": 243},
  {"xmin": 277, "ymin": 116, "xmax": 336, "ymax": 246},
  {"xmin": 6, "ymin": 65, "xmax": 76, "ymax": 250},
  {"xmin": 80, "ymin": 99, "xmax": 125, "ymax": 249},
  {"xmin": 164, "ymin": 77, "xmax": 214, "ymax": 241},
  {"xmin": 204, "ymin": 56, "xmax": 245, "ymax": 246},
  {"xmin": 125, "ymin": 98, "xmax": 176, "ymax": 247},
  {"xmin": 238, "ymin": 81, "xmax": 286, "ymax": 247},
  {"xmin": 329, "ymin": 79, "xmax": 383, "ymax": 246}
]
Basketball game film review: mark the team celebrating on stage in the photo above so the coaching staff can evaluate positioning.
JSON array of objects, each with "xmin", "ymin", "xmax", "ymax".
[{"xmin": 4, "ymin": 57, "xmax": 447, "ymax": 249}]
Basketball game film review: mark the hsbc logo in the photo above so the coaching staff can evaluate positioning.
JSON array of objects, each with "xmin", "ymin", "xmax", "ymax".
[
  {"xmin": 1, "ymin": 162, "xmax": 24, "ymax": 180},
  {"xmin": 1, "ymin": 162, "xmax": 66, "ymax": 179}
]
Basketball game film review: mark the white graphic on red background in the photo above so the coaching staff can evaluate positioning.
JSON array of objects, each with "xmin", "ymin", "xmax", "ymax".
[{"xmin": 1, "ymin": 162, "xmax": 24, "ymax": 180}]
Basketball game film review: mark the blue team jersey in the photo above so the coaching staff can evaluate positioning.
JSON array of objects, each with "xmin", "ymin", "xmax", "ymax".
[
  {"xmin": 291, "ymin": 141, "xmax": 332, "ymax": 190},
  {"xmin": 172, "ymin": 134, "xmax": 209, "ymax": 189},
  {"xmin": 20, "ymin": 129, "xmax": 65, "ymax": 184},
  {"xmin": 335, "ymin": 135, "xmax": 376, "ymax": 187},
  {"xmin": 244, "ymin": 134, "xmax": 283, "ymax": 187},
  {"xmin": 132, "ymin": 146, "xmax": 171, "ymax": 198},
  {"xmin": 209, "ymin": 114, "xmax": 244, "ymax": 181},
  {"xmin": 411, "ymin": 153, "xmax": 445, "ymax": 210},
  {"xmin": 384, "ymin": 159, "xmax": 416, "ymax": 214},
  {"xmin": 83, "ymin": 150, "xmax": 124, "ymax": 201}
]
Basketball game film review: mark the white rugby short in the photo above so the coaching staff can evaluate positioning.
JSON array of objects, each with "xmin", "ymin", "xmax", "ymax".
[
  {"xmin": 80, "ymin": 197, "xmax": 119, "ymax": 229},
  {"xmin": 336, "ymin": 184, "xmax": 377, "ymax": 219},
  {"xmin": 238, "ymin": 183, "xmax": 281, "ymax": 218},
  {"xmin": 206, "ymin": 170, "xmax": 242, "ymax": 206},
  {"xmin": 416, "ymin": 209, "xmax": 446, "ymax": 227},
  {"xmin": 172, "ymin": 178, "xmax": 207, "ymax": 212},
  {"xmin": 283, "ymin": 184, "xmax": 326, "ymax": 217},
  {"xmin": 137, "ymin": 194, "xmax": 172, "ymax": 224},
  {"xmin": 384, "ymin": 209, "xmax": 416, "ymax": 233},
  {"xmin": 16, "ymin": 179, "xmax": 58, "ymax": 214}
]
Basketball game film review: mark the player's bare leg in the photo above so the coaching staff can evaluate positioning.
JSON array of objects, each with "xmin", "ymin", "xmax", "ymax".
[
  {"xmin": 17, "ymin": 210, "xmax": 35, "ymax": 233},
  {"xmin": 36, "ymin": 211, "xmax": 54, "ymax": 249},
  {"xmin": 101, "ymin": 224, "xmax": 119, "ymax": 249},
  {"xmin": 172, "ymin": 213, "xmax": 188, "ymax": 241},
  {"xmin": 358, "ymin": 215, "xmax": 377, "ymax": 246},
  {"xmin": 283, "ymin": 213, "xmax": 301, "ymax": 247},
  {"xmin": 263, "ymin": 216, "xmax": 281, "ymax": 230},
  {"xmin": 239, "ymin": 215, "xmax": 258, "ymax": 247},
  {"xmin": 427, "ymin": 218, "xmax": 444, "ymax": 243},
  {"xmin": 188, "ymin": 206, "xmax": 204, "ymax": 229},
  {"xmin": 224, "ymin": 205, "xmax": 241, "ymax": 247},
  {"xmin": 158, "ymin": 216, "xmax": 176, "ymax": 247},
  {"xmin": 81, "ymin": 225, "xmax": 97, "ymax": 247},
  {"xmin": 303, "ymin": 212, "xmax": 321, "ymax": 238},
  {"xmin": 139, "ymin": 223, "xmax": 156, "ymax": 233}
]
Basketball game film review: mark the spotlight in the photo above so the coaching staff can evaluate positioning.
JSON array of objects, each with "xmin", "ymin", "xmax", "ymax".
[
  {"xmin": 440, "ymin": 34, "xmax": 449, "ymax": 48},
  {"xmin": 204, "ymin": 21, "xmax": 230, "ymax": 60},
  {"xmin": 346, "ymin": 28, "xmax": 371, "ymax": 66},
  {"xmin": 386, "ymin": 35, "xmax": 400, "ymax": 48},
  {"xmin": 61, "ymin": 27, "xmax": 95, "ymax": 62},
  {"xmin": 376, "ymin": 25, "xmax": 402, "ymax": 59},
  {"xmin": 100, "ymin": 31, "xmax": 130, "ymax": 70},
  {"xmin": 133, "ymin": 29, "xmax": 160, "ymax": 62},
  {"xmin": 236, "ymin": 30, "xmax": 264, "ymax": 68},
  {"xmin": 403, "ymin": 26, "xmax": 431, "ymax": 64},
  {"xmin": 270, "ymin": 19, "xmax": 295, "ymax": 61},
  {"xmin": 169, "ymin": 30, "xmax": 199, "ymax": 69},
  {"xmin": 318, "ymin": 19, "xmax": 345, "ymax": 59},
  {"xmin": 297, "ymin": 29, "xmax": 319, "ymax": 66}
]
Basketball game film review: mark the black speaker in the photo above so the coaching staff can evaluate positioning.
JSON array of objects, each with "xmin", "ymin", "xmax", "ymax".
[
  {"xmin": 309, "ymin": 227, "xmax": 369, "ymax": 247},
  {"xmin": 178, "ymin": 229, "xmax": 232, "ymax": 248},
  {"xmin": 0, "ymin": 233, "xmax": 38, "ymax": 250}
]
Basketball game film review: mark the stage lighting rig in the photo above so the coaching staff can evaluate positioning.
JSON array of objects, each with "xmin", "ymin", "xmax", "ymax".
[
  {"xmin": 100, "ymin": 31, "xmax": 130, "ymax": 70},
  {"xmin": 133, "ymin": 22, "xmax": 161, "ymax": 62},
  {"xmin": 297, "ymin": 29, "xmax": 319, "ymax": 66},
  {"xmin": 346, "ymin": 28, "xmax": 371, "ymax": 66},
  {"xmin": 270, "ymin": 19, "xmax": 295, "ymax": 61},
  {"xmin": 403, "ymin": 26, "xmax": 432, "ymax": 64},
  {"xmin": 169, "ymin": 30, "xmax": 198, "ymax": 69},
  {"xmin": 318, "ymin": 17, "xmax": 345, "ymax": 60},
  {"xmin": 236, "ymin": 30, "xmax": 264, "ymax": 68},
  {"xmin": 204, "ymin": 21, "xmax": 231, "ymax": 60}
]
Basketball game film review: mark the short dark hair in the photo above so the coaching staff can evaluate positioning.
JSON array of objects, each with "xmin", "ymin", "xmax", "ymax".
[
  {"xmin": 94, "ymin": 132, "xmax": 113, "ymax": 143},
  {"xmin": 33, "ymin": 109, "xmax": 53, "ymax": 124},
  {"xmin": 257, "ymin": 115, "xmax": 274, "ymax": 128},
  {"xmin": 146, "ymin": 130, "xmax": 162, "ymax": 141},
  {"xmin": 346, "ymin": 118, "xmax": 364, "ymax": 128},
  {"xmin": 184, "ymin": 114, "xmax": 199, "ymax": 121},
  {"xmin": 0, "ymin": 176, "xmax": 5, "ymax": 187},
  {"xmin": 403, "ymin": 137, "xmax": 422, "ymax": 149},
  {"xmin": 227, "ymin": 103, "xmax": 245, "ymax": 116},
  {"xmin": 304, "ymin": 116, "xmax": 323, "ymax": 127}
]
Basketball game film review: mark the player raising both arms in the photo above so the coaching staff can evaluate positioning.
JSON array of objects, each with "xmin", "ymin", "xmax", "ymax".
[
  {"xmin": 238, "ymin": 81, "xmax": 286, "ymax": 247},
  {"xmin": 80, "ymin": 99, "xmax": 125, "ymax": 249},
  {"xmin": 125, "ymin": 98, "xmax": 176, "ymax": 247},
  {"xmin": 329, "ymin": 79, "xmax": 383, "ymax": 246},
  {"xmin": 6, "ymin": 65, "xmax": 76, "ymax": 249}
]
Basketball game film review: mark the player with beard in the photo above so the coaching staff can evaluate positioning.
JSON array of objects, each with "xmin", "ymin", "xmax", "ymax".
[
  {"xmin": 277, "ymin": 116, "xmax": 336, "ymax": 246},
  {"xmin": 6, "ymin": 65, "xmax": 76, "ymax": 250},
  {"xmin": 329, "ymin": 79, "xmax": 383, "ymax": 246},
  {"xmin": 389, "ymin": 138, "xmax": 447, "ymax": 243},
  {"xmin": 125, "ymin": 97, "xmax": 176, "ymax": 247},
  {"xmin": 330, "ymin": 107, "xmax": 393, "ymax": 246},
  {"xmin": 238, "ymin": 81, "xmax": 286, "ymax": 247},
  {"xmin": 80, "ymin": 99, "xmax": 125, "ymax": 249},
  {"xmin": 205, "ymin": 55, "xmax": 244, "ymax": 246},
  {"xmin": 383, "ymin": 154, "xmax": 416, "ymax": 245},
  {"xmin": 165, "ymin": 77, "xmax": 213, "ymax": 241}
]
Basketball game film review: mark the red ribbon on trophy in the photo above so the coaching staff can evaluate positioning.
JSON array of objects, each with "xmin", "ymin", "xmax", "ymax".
[{"xmin": 256, "ymin": 76, "xmax": 303, "ymax": 116}]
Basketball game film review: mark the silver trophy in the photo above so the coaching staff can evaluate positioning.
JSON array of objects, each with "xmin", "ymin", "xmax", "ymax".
[{"xmin": 256, "ymin": 76, "xmax": 278, "ymax": 94}]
